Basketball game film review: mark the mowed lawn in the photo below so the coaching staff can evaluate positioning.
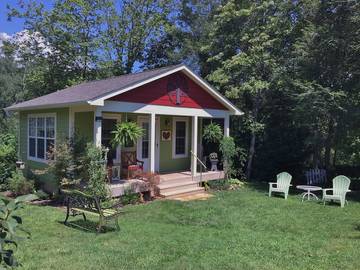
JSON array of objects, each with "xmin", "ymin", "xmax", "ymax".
[{"xmin": 17, "ymin": 185, "xmax": 360, "ymax": 270}]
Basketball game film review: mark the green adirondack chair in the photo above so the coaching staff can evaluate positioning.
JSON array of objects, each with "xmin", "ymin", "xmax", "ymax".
[
  {"xmin": 269, "ymin": 172, "xmax": 292, "ymax": 199},
  {"xmin": 323, "ymin": 175, "xmax": 351, "ymax": 208}
]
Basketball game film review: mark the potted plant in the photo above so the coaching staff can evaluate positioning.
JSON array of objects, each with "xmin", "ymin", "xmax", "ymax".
[{"xmin": 111, "ymin": 121, "xmax": 144, "ymax": 146}]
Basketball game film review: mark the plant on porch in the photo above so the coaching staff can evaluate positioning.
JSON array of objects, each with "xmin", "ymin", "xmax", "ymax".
[
  {"xmin": 111, "ymin": 121, "xmax": 144, "ymax": 146},
  {"xmin": 203, "ymin": 122, "xmax": 223, "ymax": 144}
]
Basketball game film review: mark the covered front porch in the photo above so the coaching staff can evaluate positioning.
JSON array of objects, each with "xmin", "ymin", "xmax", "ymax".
[{"xmin": 90, "ymin": 107, "xmax": 230, "ymax": 180}]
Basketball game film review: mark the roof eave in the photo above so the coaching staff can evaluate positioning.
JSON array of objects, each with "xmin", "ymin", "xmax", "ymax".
[{"xmin": 4, "ymin": 101, "xmax": 88, "ymax": 112}]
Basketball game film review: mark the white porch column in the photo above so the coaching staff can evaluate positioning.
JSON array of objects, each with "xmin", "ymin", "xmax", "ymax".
[
  {"xmin": 191, "ymin": 115, "xmax": 198, "ymax": 176},
  {"xmin": 224, "ymin": 114, "xmax": 230, "ymax": 137},
  {"xmin": 94, "ymin": 107, "xmax": 102, "ymax": 147},
  {"xmin": 149, "ymin": 112, "xmax": 156, "ymax": 173}
]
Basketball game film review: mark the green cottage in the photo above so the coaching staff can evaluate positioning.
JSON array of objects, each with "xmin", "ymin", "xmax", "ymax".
[{"xmin": 6, "ymin": 64, "xmax": 242, "ymax": 197}]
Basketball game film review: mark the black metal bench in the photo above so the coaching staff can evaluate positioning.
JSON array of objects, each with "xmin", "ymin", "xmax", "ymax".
[{"xmin": 62, "ymin": 189, "xmax": 122, "ymax": 233}]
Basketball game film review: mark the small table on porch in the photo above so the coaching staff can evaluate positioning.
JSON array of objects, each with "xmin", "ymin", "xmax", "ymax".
[{"xmin": 296, "ymin": 185, "xmax": 322, "ymax": 202}]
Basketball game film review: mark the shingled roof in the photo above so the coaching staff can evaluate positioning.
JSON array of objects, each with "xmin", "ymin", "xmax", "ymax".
[
  {"xmin": 5, "ymin": 64, "xmax": 243, "ymax": 115},
  {"xmin": 6, "ymin": 64, "xmax": 183, "ymax": 111}
]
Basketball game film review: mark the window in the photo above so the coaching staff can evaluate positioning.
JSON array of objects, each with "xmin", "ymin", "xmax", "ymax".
[
  {"xmin": 28, "ymin": 114, "xmax": 56, "ymax": 162},
  {"xmin": 172, "ymin": 117, "xmax": 188, "ymax": 158},
  {"xmin": 141, "ymin": 122, "xmax": 149, "ymax": 159}
]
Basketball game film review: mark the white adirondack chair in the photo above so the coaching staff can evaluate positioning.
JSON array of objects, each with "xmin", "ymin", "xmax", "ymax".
[
  {"xmin": 269, "ymin": 172, "xmax": 292, "ymax": 200},
  {"xmin": 323, "ymin": 175, "xmax": 351, "ymax": 208}
]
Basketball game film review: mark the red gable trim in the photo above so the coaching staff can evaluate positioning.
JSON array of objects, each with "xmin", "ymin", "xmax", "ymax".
[{"xmin": 108, "ymin": 71, "xmax": 227, "ymax": 110}]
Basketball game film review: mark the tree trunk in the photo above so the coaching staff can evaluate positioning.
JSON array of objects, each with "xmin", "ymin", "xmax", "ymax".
[
  {"xmin": 245, "ymin": 95, "xmax": 261, "ymax": 181},
  {"xmin": 246, "ymin": 131, "xmax": 256, "ymax": 180},
  {"xmin": 324, "ymin": 118, "xmax": 335, "ymax": 169}
]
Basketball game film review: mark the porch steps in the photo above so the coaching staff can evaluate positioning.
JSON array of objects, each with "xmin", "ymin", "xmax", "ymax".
[
  {"xmin": 157, "ymin": 174, "xmax": 206, "ymax": 198},
  {"xmin": 160, "ymin": 186, "xmax": 206, "ymax": 199}
]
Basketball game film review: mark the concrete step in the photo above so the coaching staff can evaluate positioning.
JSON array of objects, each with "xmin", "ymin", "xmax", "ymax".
[{"xmin": 160, "ymin": 186, "xmax": 205, "ymax": 198}]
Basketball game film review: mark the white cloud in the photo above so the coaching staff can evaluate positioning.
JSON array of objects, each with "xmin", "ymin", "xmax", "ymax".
[{"xmin": 0, "ymin": 32, "xmax": 11, "ymax": 55}]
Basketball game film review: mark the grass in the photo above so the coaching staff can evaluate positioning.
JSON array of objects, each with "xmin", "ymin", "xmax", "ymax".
[{"xmin": 16, "ymin": 185, "xmax": 360, "ymax": 270}]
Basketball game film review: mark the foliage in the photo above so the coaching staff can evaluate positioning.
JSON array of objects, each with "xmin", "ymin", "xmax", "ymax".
[
  {"xmin": 47, "ymin": 141, "xmax": 76, "ymax": 188},
  {"xmin": 219, "ymin": 136, "xmax": 238, "ymax": 179},
  {"xmin": 227, "ymin": 178, "xmax": 245, "ymax": 190},
  {"xmin": 82, "ymin": 143, "xmax": 109, "ymax": 200},
  {"xmin": 8, "ymin": 170, "xmax": 34, "ymax": 196},
  {"xmin": 120, "ymin": 189, "xmax": 141, "ymax": 205},
  {"xmin": 0, "ymin": 193, "xmax": 37, "ymax": 268},
  {"xmin": 111, "ymin": 121, "xmax": 144, "ymax": 147},
  {"xmin": 0, "ymin": 134, "xmax": 17, "ymax": 189},
  {"xmin": 202, "ymin": 123, "xmax": 223, "ymax": 144}
]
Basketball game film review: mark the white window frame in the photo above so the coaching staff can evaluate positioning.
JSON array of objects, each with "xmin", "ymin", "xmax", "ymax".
[
  {"xmin": 172, "ymin": 117, "xmax": 189, "ymax": 159},
  {"xmin": 27, "ymin": 113, "xmax": 56, "ymax": 163}
]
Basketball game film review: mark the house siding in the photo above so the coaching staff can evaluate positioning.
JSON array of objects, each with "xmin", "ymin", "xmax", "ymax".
[
  {"xmin": 74, "ymin": 111, "xmax": 94, "ymax": 143},
  {"xmin": 109, "ymin": 71, "xmax": 228, "ymax": 110},
  {"xmin": 19, "ymin": 108, "xmax": 69, "ymax": 181},
  {"xmin": 159, "ymin": 116, "xmax": 191, "ymax": 173}
]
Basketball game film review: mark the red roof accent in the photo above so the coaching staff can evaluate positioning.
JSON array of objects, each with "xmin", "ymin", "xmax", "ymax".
[{"xmin": 108, "ymin": 71, "xmax": 227, "ymax": 110}]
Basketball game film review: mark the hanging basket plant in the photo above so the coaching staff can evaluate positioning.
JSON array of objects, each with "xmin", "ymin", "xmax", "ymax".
[
  {"xmin": 111, "ymin": 121, "xmax": 144, "ymax": 146},
  {"xmin": 203, "ymin": 123, "xmax": 223, "ymax": 144}
]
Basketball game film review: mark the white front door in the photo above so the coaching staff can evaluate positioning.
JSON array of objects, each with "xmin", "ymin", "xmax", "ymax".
[{"xmin": 137, "ymin": 116, "xmax": 160, "ymax": 172}]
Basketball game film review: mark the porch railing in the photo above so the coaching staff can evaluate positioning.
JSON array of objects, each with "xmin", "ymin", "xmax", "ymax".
[{"xmin": 190, "ymin": 150, "xmax": 207, "ymax": 185}]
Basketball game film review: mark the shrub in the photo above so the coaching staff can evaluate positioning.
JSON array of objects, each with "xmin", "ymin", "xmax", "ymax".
[
  {"xmin": 0, "ymin": 133, "xmax": 17, "ymax": 189},
  {"xmin": 83, "ymin": 143, "xmax": 109, "ymax": 200},
  {"xmin": 0, "ymin": 194, "xmax": 37, "ymax": 268},
  {"xmin": 219, "ymin": 136, "xmax": 247, "ymax": 179},
  {"xmin": 120, "ymin": 189, "xmax": 141, "ymax": 205},
  {"xmin": 8, "ymin": 170, "xmax": 34, "ymax": 196},
  {"xmin": 203, "ymin": 123, "xmax": 223, "ymax": 144},
  {"xmin": 47, "ymin": 140, "xmax": 76, "ymax": 187}
]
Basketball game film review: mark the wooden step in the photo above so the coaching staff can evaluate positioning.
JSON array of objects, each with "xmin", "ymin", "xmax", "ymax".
[
  {"xmin": 158, "ymin": 180, "xmax": 198, "ymax": 193},
  {"xmin": 160, "ymin": 186, "xmax": 205, "ymax": 198}
]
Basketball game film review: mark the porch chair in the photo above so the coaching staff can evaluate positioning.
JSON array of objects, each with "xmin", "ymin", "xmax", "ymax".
[
  {"xmin": 323, "ymin": 175, "xmax": 351, "ymax": 208},
  {"xmin": 269, "ymin": 172, "xmax": 292, "ymax": 200},
  {"xmin": 121, "ymin": 151, "xmax": 144, "ymax": 179}
]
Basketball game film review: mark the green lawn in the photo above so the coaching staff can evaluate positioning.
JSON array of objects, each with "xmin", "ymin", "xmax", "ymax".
[{"xmin": 17, "ymin": 185, "xmax": 360, "ymax": 270}]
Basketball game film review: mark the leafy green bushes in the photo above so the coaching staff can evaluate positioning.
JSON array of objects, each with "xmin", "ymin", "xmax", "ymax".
[
  {"xmin": 0, "ymin": 134, "xmax": 17, "ymax": 189},
  {"xmin": 0, "ymin": 194, "xmax": 37, "ymax": 268},
  {"xmin": 82, "ymin": 143, "xmax": 110, "ymax": 200},
  {"xmin": 8, "ymin": 170, "xmax": 34, "ymax": 196}
]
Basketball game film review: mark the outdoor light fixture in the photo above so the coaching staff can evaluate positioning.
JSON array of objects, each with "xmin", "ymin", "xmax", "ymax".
[{"xmin": 165, "ymin": 118, "xmax": 170, "ymax": 127}]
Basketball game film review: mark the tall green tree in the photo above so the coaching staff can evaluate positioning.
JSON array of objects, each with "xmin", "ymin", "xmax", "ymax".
[
  {"xmin": 292, "ymin": 0, "xmax": 360, "ymax": 169},
  {"xmin": 206, "ymin": 0, "xmax": 294, "ymax": 179}
]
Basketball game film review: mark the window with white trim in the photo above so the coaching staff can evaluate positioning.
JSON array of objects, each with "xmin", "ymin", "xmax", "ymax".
[
  {"xmin": 173, "ymin": 118, "xmax": 188, "ymax": 158},
  {"xmin": 28, "ymin": 115, "xmax": 56, "ymax": 161}
]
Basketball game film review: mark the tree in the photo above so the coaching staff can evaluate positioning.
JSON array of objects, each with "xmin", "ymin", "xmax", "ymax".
[
  {"xmin": 291, "ymin": 0, "xmax": 360, "ymax": 169},
  {"xmin": 206, "ymin": 0, "xmax": 294, "ymax": 180}
]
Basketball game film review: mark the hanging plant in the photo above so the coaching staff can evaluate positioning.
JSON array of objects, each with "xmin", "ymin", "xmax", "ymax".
[
  {"xmin": 111, "ymin": 121, "xmax": 144, "ymax": 146},
  {"xmin": 203, "ymin": 123, "xmax": 223, "ymax": 144}
]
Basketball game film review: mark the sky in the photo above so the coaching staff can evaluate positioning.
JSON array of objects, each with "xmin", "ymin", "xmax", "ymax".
[{"xmin": 0, "ymin": 0, "xmax": 54, "ymax": 35}]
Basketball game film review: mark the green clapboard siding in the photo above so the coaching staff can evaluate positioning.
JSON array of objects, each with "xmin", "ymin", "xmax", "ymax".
[
  {"xmin": 74, "ymin": 111, "xmax": 94, "ymax": 143},
  {"xmin": 19, "ymin": 108, "xmax": 69, "ymax": 181},
  {"xmin": 159, "ymin": 116, "xmax": 191, "ymax": 173}
]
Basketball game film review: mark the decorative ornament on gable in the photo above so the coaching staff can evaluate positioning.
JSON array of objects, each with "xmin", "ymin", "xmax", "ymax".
[{"xmin": 167, "ymin": 73, "xmax": 189, "ymax": 106}]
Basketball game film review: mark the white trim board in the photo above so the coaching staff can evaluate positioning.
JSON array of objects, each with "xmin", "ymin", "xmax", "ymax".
[
  {"xmin": 172, "ymin": 117, "xmax": 189, "ymax": 159},
  {"xmin": 102, "ymin": 101, "xmax": 230, "ymax": 118},
  {"xmin": 27, "ymin": 113, "xmax": 57, "ymax": 164},
  {"xmin": 87, "ymin": 65, "xmax": 243, "ymax": 116}
]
